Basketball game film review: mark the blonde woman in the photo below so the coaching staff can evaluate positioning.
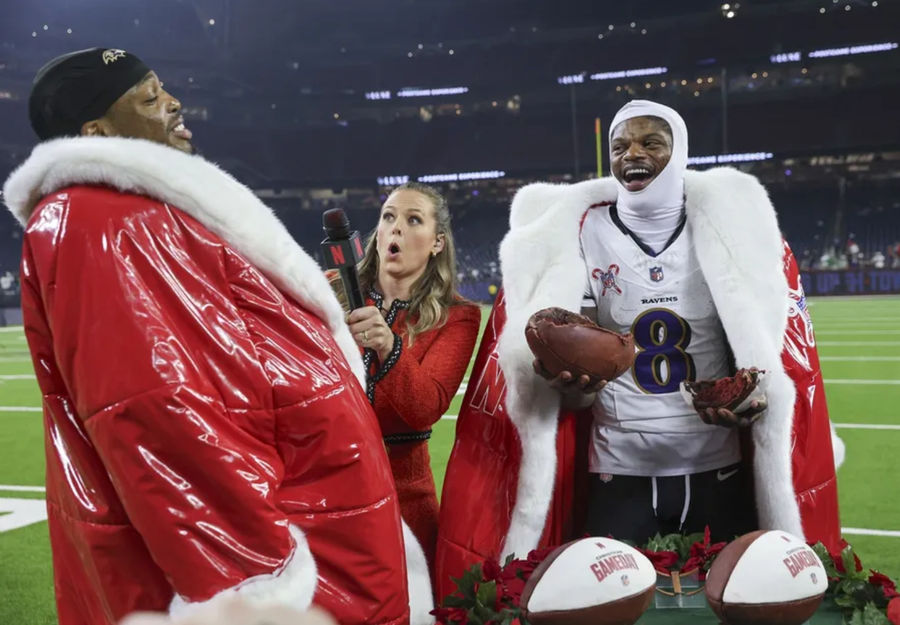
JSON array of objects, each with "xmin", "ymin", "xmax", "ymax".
[{"xmin": 342, "ymin": 182, "xmax": 480, "ymax": 569}]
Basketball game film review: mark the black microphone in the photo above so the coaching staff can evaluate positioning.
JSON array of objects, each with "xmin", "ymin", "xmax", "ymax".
[{"xmin": 321, "ymin": 208, "xmax": 366, "ymax": 310}]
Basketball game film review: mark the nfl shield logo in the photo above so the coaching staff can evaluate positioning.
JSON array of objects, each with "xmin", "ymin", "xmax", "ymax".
[{"xmin": 649, "ymin": 266, "xmax": 664, "ymax": 282}]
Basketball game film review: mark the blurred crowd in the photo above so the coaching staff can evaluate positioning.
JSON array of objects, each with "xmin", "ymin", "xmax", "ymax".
[{"xmin": 1, "ymin": 176, "xmax": 898, "ymax": 308}]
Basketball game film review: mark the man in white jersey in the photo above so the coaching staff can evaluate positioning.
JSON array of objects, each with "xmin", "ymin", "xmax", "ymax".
[
  {"xmin": 435, "ymin": 99, "xmax": 843, "ymax": 594},
  {"xmin": 535, "ymin": 101, "xmax": 761, "ymax": 542}
]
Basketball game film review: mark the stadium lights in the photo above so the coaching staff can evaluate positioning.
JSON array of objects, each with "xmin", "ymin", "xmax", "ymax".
[
  {"xmin": 590, "ymin": 66, "xmax": 668, "ymax": 81},
  {"xmin": 807, "ymin": 42, "xmax": 898, "ymax": 58},
  {"xmin": 396, "ymin": 86, "xmax": 469, "ymax": 97},
  {"xmin": 688, "ymin": 152, "xmax": 774, "ymax": 165},
  {"xmin": 557, "ymin": 74, "xmax": 585, "ymax": 85},
  {"xmin": 771, "ymin": 52, "xmax": 801, "ymax": 63},
  {"xmin": 378, "ymin": 171, "xmax": 506, "ymax": 185},
  {"xmin": 419, "ymin": 170, "xmax": 506, "ymax": 183},
  {"xmin": 377, "ymin": 176, "xmax": 410, "ymax": 186}
]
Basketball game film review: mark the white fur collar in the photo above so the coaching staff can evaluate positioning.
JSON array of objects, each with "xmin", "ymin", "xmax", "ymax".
[
  {"xmin": 3, "ymin": 137, "xmax": 365, "ymax": 386},
  {"xmin": 497, "ymin": 168, "xmax": 808, "ymax": 559}
]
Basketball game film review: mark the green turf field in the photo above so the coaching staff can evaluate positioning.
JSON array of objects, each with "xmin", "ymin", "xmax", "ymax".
[{"xmin": 1, "ymin": 297, "xmax": 899, "ymax": 624}]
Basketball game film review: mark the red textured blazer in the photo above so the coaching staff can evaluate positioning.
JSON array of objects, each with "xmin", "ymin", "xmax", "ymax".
[{"xmin": 365, "ymin": 293, "xmax": 481, "ymax": 567}]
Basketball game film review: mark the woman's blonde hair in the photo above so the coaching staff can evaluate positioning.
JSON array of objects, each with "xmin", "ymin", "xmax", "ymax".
[{"xmin": 334, "ymin": 181, "xmax": 463, "ymax": 344}]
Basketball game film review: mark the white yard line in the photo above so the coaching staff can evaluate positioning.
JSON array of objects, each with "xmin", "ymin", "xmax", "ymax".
[
  {"xmin": 0, "ymin": 485, "xmax": 45, "ymax": 492},
  {"xmin": 842, "ymin": 528, "xmax": 900, "ymax": 538},
  {"xmin": 816, "ymin": 330, "xmax": 900, "ymax": 335},
  {"xmin": 0, "ymin": 326, "xmax": 24, "ymax": 333},
  {"xmin": 818, "ymin": 341, "xmax": 900, "ymax": 346},
  {"xmin": 0, "ymin": 498, "xmax": 48, "ymax": 532},
  {"xmin": 0, "ymin": 406, "xmax": 41, "ymax": 412},
  {"xmin": 819, "ymin": 356, "xmax": 900, "ymax": 362},
  {"xmin": 813, "ymin": 322, "xmax": 900, "ymax": 329},
  {"xmin": 0, "ymin": 374, "xmax": 36, "ymax": 380}
]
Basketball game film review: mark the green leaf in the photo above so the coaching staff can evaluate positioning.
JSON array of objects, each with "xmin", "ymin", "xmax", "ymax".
[
  {"xmin": 811, "ymin": 542, "xmax": 840, "ymax": 580},
  {"xmin": 442, "ymin": 595, "xmax": 469, "ymax": 608},
  {"xmin": 841, "ymin": 546, "xmax": 868, "ymax": 581},
  {"xmin": 861, "ymin": 602, "xmax": 890, "ymax": 625},
  {"xmin": 836, "ymin": 593, "xmax": 860, "ymax": 609},
  {"xmin": 643, "ymin": 532, "xmax": 667, "ymax": 552},
  {"xmin": 476, "ymin": 580, "xmax": 498, "ymax": 612},
  {"xmin": 835, "ymin": 578, "xmax": 871, "ymax": 611},
  {"xmin": 472, "ymin": 602, "xmax": 495, "ymax": 623},
  {"xmin": 457, "ymin": 564, "xmax": 483, "ymax": 602},
  {"xmin": 848, "ymin": 607, "xmax": 866, "ymax": 625}
]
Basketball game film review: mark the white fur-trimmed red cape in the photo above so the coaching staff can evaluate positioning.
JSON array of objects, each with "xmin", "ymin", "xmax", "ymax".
[{"xmin": 494, "ymin": 168, "xmax": 844, "ymax": 560}]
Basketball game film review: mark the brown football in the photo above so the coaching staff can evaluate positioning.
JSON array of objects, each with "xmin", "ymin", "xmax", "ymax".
[
  {"xmin": 704, "ymin": 530, "xmax": 827, "ymax": 625},
  {"xmin": 521, "ymin": 538, "xmax": 656, "ymax": 625},
  {"xmin": 681, "ymin": 368, "xmax": 764, "ymax": 412},
  {"xmin": 525, "ymin": 307, "xmax": 635, "ymax": 384}
]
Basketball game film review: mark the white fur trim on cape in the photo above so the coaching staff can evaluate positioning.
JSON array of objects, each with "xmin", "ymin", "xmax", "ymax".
[
  {"xmin": 831, "ymin": 422, "xmax": 845, "ymax": 468},
  {"xmin": 496, "ymin": 167, "xmax": 842, "ymax": 557},
  {"xmin": 402, "ymin": 520, "xmax": 435, "ymax": 625},
  {"xmin": 168, "ymin": 524, "xmax": 317, "ymax": 618},
  {"xmin": 2, "ymin": 137, "xmax": 365, "ymax": 386},
  {"xmin": 498, "ymin": 177, "xmax": 616, "ymax": 559}
]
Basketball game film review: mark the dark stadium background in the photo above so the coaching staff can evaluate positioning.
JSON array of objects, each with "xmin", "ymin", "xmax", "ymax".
[
  {"xmin": 0, "ymin": 2, "xmax": 898, "ymax": 623},
  {"xmin": 1, "ymin": 0, "xmax": 899, "ymax": 306}
]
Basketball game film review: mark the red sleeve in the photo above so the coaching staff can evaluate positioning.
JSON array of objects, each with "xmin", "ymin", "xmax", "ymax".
[
  {"xmin": 377, "ymin": 303, "xmax": 480, "ymax": 430},
  {"xmin": 24, "ymin": 193, "xmax": 299, "ymax": 603}
]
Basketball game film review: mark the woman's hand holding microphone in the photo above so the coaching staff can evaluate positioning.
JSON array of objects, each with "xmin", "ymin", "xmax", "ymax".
[{"xmin": 347, "ymin": 306, "xmax": 396, "ymax": 362}]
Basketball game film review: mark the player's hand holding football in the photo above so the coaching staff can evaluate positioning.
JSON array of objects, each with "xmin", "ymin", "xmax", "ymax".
[
  {"xmin": 532, "ymin": 357, "xmax": 607, "ymax": 406},
  {"xmin": 524, "ymin": 307, "xmax": 635, "ymax": 408}
]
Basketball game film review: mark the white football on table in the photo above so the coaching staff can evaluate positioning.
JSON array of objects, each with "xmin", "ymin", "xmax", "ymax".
[
  {"xmin": 704, "ymin": 530, "xmax": 828, "ymax": 625},
  {"xmin": 521, "ymin": 537, "xmax": 656, "ymax": 625}
]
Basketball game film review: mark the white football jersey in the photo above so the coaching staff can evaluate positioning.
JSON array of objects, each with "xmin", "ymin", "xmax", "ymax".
[{"xmin": 580, "ymin": 204, "xmax": 740, "ymax": 477}]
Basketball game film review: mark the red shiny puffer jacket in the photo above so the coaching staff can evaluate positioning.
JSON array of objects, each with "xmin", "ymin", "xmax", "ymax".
[{"xmin": 19, "ymin": 185, "xmax": 409, "ymax": 625}]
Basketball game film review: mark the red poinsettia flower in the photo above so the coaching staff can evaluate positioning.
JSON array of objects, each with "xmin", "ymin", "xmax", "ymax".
[
  {"xmin": 680, "ymin": 526, "xmax": 727, "ymax": 579},
  {"xmin": 496, "ymin": 546, "xmax": 556, "ymax": 605},
  {"xmin": 870, "ymin": 571, "xmax": 900, "ymax": 600},
  {"xmin": 527, "ymin": 546, "xmax": 557, "ymax": 565},
  {"xmin": 636, "ymin": 547, "xmax": 680, "ymax": 573},
  {"xmin": 430, "ymin": 605, "xmax": 468, "ymax": 624},
  {"xmin": 888, "ymin": 597, "xmax": 900, "ymax": 625},
  {"xmin": 482, "ymin": 558, "xmax": 502, "ymax": 582}
]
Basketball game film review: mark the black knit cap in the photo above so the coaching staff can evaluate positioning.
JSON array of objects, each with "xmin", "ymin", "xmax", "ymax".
[{"xmin": 29, "ymin": 48, "xmax": 151, "ymax": 140}]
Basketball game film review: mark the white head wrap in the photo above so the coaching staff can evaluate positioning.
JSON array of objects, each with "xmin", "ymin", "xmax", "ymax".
[{"xmin": 608, "ymin": 100, "xmax": 689, "ymax": 252}]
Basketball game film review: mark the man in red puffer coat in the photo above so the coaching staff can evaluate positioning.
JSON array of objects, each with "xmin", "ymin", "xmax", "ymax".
[{"xmin": 5, "ymin": 48, "xmax": 432, "ymax": 625}]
